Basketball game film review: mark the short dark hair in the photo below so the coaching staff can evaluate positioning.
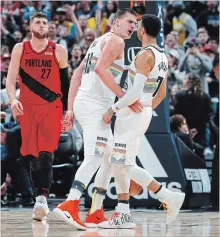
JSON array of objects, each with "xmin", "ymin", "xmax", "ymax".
[
  {"xmin": 170, "ymin": 114, "xmax": 186, "ymax": 133},
  {"xmin": 141, "ymin": 14, "xmax": 161, "ymax": 37},
  {"xmin": 30, "ymin": 12, "xmax": 48, "ymax": 23},
  {"xmin": 114, "ymin": 8, "xmax": 137, "ymax": 20}
]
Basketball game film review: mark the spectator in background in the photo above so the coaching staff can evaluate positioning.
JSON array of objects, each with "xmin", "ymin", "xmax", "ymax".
[
  {"xmin": 104, "ymin": 0, "xmax": 118, "ymax": 18},
  {"xmin": 173, "ymin": 73, "xmax": 213, "ymax": 148},
  {"xmin": 196, "ymin": 0, "xmax": 219, "ymax": 38},
  {"xmin": 69, "ymin": 44, "xmax": 83, "ymax": 70},
  {"xmin": 79, "ymin": 28, "xmax": 96, "ymax": 57},
  {"xmin": 197, "ymin": 30, "xmax": 209, "ymax": 47},
  {"xmin": 78, "ymin": 14, "xmax": 89, "ymax": 34},
  {"xmin": 207, "ymin": 37, "xmax": 219, "ymax": 53},
  {"xmin": 179, "ymin": 38, "xmax": 212, "ymax": 93},
  {"xmin": 167, "ymin": 49, "xmax": 183, "ymax": 91},
  {"xmin": 55, "ymin": 7, "xmax": 75, "ymax": 37},
  {"xmin": 170, "ymin": 114, "xmax": 204, "ymax": 158},
  {"xmin": 76, "ymin": 1, "xmax": 97, "ymax": 18},
  {"xmin": 203, "ymin": 45, "xmax": 216, "ymax": 61},
  {"xmin": 1, "ymin": 54, "xmax": 11, "ymax": 89},
  {"xmin": 172, "ymin": 1, "xmax": 197, "ymax": 45},
  {"xmin": 48, "ymin": 21, "xmax": 59, "ymax": 42},
  {"xmin": 1, "ymin": 124, "xmax": 34, "ymax": 206}
]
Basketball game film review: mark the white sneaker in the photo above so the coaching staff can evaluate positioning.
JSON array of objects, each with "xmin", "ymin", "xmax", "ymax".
[
  {"xmin": 160, "ymin": 192, "xmax": 185, "ymax": 225},
  {"xmin": 98, "ymin": 212, "xmax": 136, "ymax": 229},
  {"xmin": 32, "ymin": 196, "xmax": 49, "ymax": 221}
]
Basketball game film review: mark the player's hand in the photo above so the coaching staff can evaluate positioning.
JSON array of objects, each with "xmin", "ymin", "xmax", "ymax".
[
  {"xmin": 11, "ymin": 99, "xmax": 23, "ymax": 119},
  {"xmin": 128, "ymin": 100, "xmax": 143, "ymax": 113},
  {"xmin": 61, "ymin": 110, "xmax": 74, "ymax": 133},
  {"xmin": 102, "ymin": 112, "xmax": 112, "ymax": 124}
]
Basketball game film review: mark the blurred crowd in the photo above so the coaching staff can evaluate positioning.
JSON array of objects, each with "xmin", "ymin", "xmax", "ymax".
[{"xmin": 0, "ymin": 1, "xmax": 219, "ymax": 207}]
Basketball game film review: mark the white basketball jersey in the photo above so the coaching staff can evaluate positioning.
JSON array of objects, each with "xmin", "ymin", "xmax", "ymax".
[
  {"xmin": 76, "ymin": 32, "xmax": 124, "ymax": 106},
  {"xmin": 127, "ymin": 45, "xmax": 168, "ymax": 106}
]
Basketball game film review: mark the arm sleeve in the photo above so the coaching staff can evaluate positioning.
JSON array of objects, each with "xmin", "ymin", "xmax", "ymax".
[
  {"xmin": 60, "ymin": 67, "xmax": 70, "ymax": 111},
  {"xmin": 111, "ymin": 73, "xmax": 146, "ymax": 111}
]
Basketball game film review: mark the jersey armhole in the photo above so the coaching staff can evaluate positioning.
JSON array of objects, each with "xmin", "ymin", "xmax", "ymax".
[{"xmin": 53, "ymin": 42, "xmax": 60, "ymax": 67}]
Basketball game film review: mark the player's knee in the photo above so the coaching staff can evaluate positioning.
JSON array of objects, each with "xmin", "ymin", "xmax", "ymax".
[
  {"xmin": 112, "ymin": 164, "xmax": 130, "ymax": 177},
  {"xmin": 30, "ymin": 151, "xmax": 54, "ymax": 171}
]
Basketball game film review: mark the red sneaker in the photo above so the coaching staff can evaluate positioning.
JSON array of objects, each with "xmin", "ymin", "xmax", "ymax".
[
  {"xmin": 85, "ymin": 206, "xmax": 107, "ymax": 228},
  {"xmin": 53, "ymin": 200, "xmax": 87, "ymax": 230}
]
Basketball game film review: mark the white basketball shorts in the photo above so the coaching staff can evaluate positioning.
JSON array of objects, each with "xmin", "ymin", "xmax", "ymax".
[
  {"xmin": 111, "ymin": 106, "xmax": 152, "ymax": 165},
  {"xmin": 74, "ymin": 99, "xmax": 113, "ymax": 159}
]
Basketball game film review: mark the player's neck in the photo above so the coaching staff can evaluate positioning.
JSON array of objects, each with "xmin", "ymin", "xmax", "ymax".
[
  {"xmin": 142, "ymin": 37, "xmax": 157, "ymax": 49},
  {"xmin": 30, "ymin": 37, "xmax": 48, "ymax": 51},
  {"xmin": 110, "ymin": 27, "xmax": 123, "ymax": 39}
]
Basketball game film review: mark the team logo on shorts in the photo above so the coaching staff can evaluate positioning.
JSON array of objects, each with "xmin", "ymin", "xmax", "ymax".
[
  {"xmin": 110, "ymin": 145, "xmax": 126, "ymax": 164},
  {"xmin": 94, "ymin": 136, "xmax": 108, "ymax": 158}
]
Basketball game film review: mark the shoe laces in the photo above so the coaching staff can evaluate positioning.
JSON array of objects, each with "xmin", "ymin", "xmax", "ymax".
[{"xmin": 160, "ymin": 203, "xmax": 171, "ymax": 216}]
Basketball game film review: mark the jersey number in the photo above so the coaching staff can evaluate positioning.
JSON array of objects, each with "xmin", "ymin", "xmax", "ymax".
[
  {"xmin": 152, "ymin": 76, "xmax": 163, "ymax": 97},
  {"xmin": 84, "ymin": 53, "xmax": 93, "ymax": 74},
  {"xmin": 41, "ymin": 69, "xmax": 51, "ymax": 79}
]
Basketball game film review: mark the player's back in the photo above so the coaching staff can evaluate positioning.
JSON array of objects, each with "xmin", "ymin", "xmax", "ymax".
[
  {"xmin": 76, "ymin": 32, "xmax": 124, "ymax": 107},
  {"xmin": 127, "ymin": 45, "xmax": 168, "ymax": 106}
]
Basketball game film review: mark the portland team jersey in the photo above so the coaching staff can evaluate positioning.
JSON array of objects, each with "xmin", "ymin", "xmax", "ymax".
[
  {"xmin": 19, "ymin": 40, "xmax": 61, "ymax": 104},
  {"xmin": 76, "ymin": 32, "xmax": 124, "ymax": 106},
  {"xmin": 127, "ymin": 45, "xmax": 168, "ymax": 106}
]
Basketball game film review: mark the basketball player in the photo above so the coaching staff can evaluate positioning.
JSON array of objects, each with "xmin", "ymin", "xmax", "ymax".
[
  {"xmin": 6, "ymin": 12, "xmax": 69, "ymax": 221},
  {"xmin": 92, "ymin": 14, "xmax": 185, "ymax": 228},
  {"xmin": 53, "ymin": 9, "xmax": 141, "ymax": 230}
]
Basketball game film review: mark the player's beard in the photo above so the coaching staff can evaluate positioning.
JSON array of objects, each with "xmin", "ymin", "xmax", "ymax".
[{"xmin": 32, "ymin": 30, "xmax": 47, "ymax": 39}]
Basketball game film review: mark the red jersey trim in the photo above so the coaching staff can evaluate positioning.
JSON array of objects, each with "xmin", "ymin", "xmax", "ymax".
[
  {"xmin": 28, "ymin": 40, "xmax": 49, "ymax": 54},
  {"xmin": 51, "ymin": 42, "xmax": 60, "ymax": 67}
]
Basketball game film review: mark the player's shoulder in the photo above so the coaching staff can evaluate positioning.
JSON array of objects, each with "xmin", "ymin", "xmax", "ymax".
[
  {"xmin": 12, "ymin": 43, "xmax": 23, "ymax": 55},
  {"xmin": 106, "ymin": 33, "xmax": 124, "ymax": 46},
  {"xmin": 137, "ymin": 49, "xmax": 154, "ymax": 63}
]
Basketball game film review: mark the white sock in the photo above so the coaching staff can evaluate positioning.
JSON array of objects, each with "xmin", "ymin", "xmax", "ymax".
[
  {"xmin": 67, "ymin": 188, "xmax": 82, "ymax": 201},
  {"xmin": 90, "ymin": 193, "xmax": 105, "ymax": 214},
  {"xmin": 155, "ymin": 186, "xmax": 172, "ymax": 201},
  {"xmin": 117, "ymin": 203, "xmax": 130, "ymax": 214},
  {"xmin": 36, "ymin": 195, "xmax": 47, "ymax": 203}
]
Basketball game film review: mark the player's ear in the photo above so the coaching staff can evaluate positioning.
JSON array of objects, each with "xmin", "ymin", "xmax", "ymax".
[{"xmin": 115, "ymin": 18, "xmax": 119, "ymax": 27}]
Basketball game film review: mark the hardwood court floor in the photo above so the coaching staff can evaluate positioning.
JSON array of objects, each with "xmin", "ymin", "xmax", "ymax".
[{"xmin": 1, "ymin": 208, "xmax": 219, "ymax": 237}]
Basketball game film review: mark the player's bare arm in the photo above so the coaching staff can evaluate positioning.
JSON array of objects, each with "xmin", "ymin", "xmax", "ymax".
[
  {"xmin": 6, "ymin": 43, "xmax": 24, "ymax": 118},
  {"xmin": 103, "ymin": 50, "xmax": 154, "ymax": 124},
  {"xmin": 94, "ymin": 35, "xmax": 126, "ymax": 98},
  {"xmin": 152, "ymin": 72, "xmax": 167, "ymax": 110},
  {"xmin": 55, "ymin": 44, "xmax": 69, "ymax": 111},
  {"xmin": 61, "ymin": 58, "xmax": 85, "ymax": 133}
]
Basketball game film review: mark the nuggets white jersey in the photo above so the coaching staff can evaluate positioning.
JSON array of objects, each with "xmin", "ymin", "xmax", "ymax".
[
  {"xmin": 127, "ymin": 45, "xmax": 168, "ymax": 106},
  {"xmin": 76, "ymin": 32, "xmax": 124, "ymax": 106}
]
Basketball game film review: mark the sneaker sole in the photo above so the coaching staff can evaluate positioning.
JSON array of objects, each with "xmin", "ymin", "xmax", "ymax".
[
  {"xmin": 53, "ymin": 208, "xmax": 87, "ymax": 230},
  {"xmin": 98, "ymin": 222, "xmax": 136, "ymax": 229},
  {"xmin": 85, "ymin": 222, "xmax": 98, "ymax": 228},
  {"xmin": 32, "ymin": 206, "xmax": 49, "ymax": 221},
  {"xmin": 166, "ymin": 193, "xmax": 185, "ymax": 225}
]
